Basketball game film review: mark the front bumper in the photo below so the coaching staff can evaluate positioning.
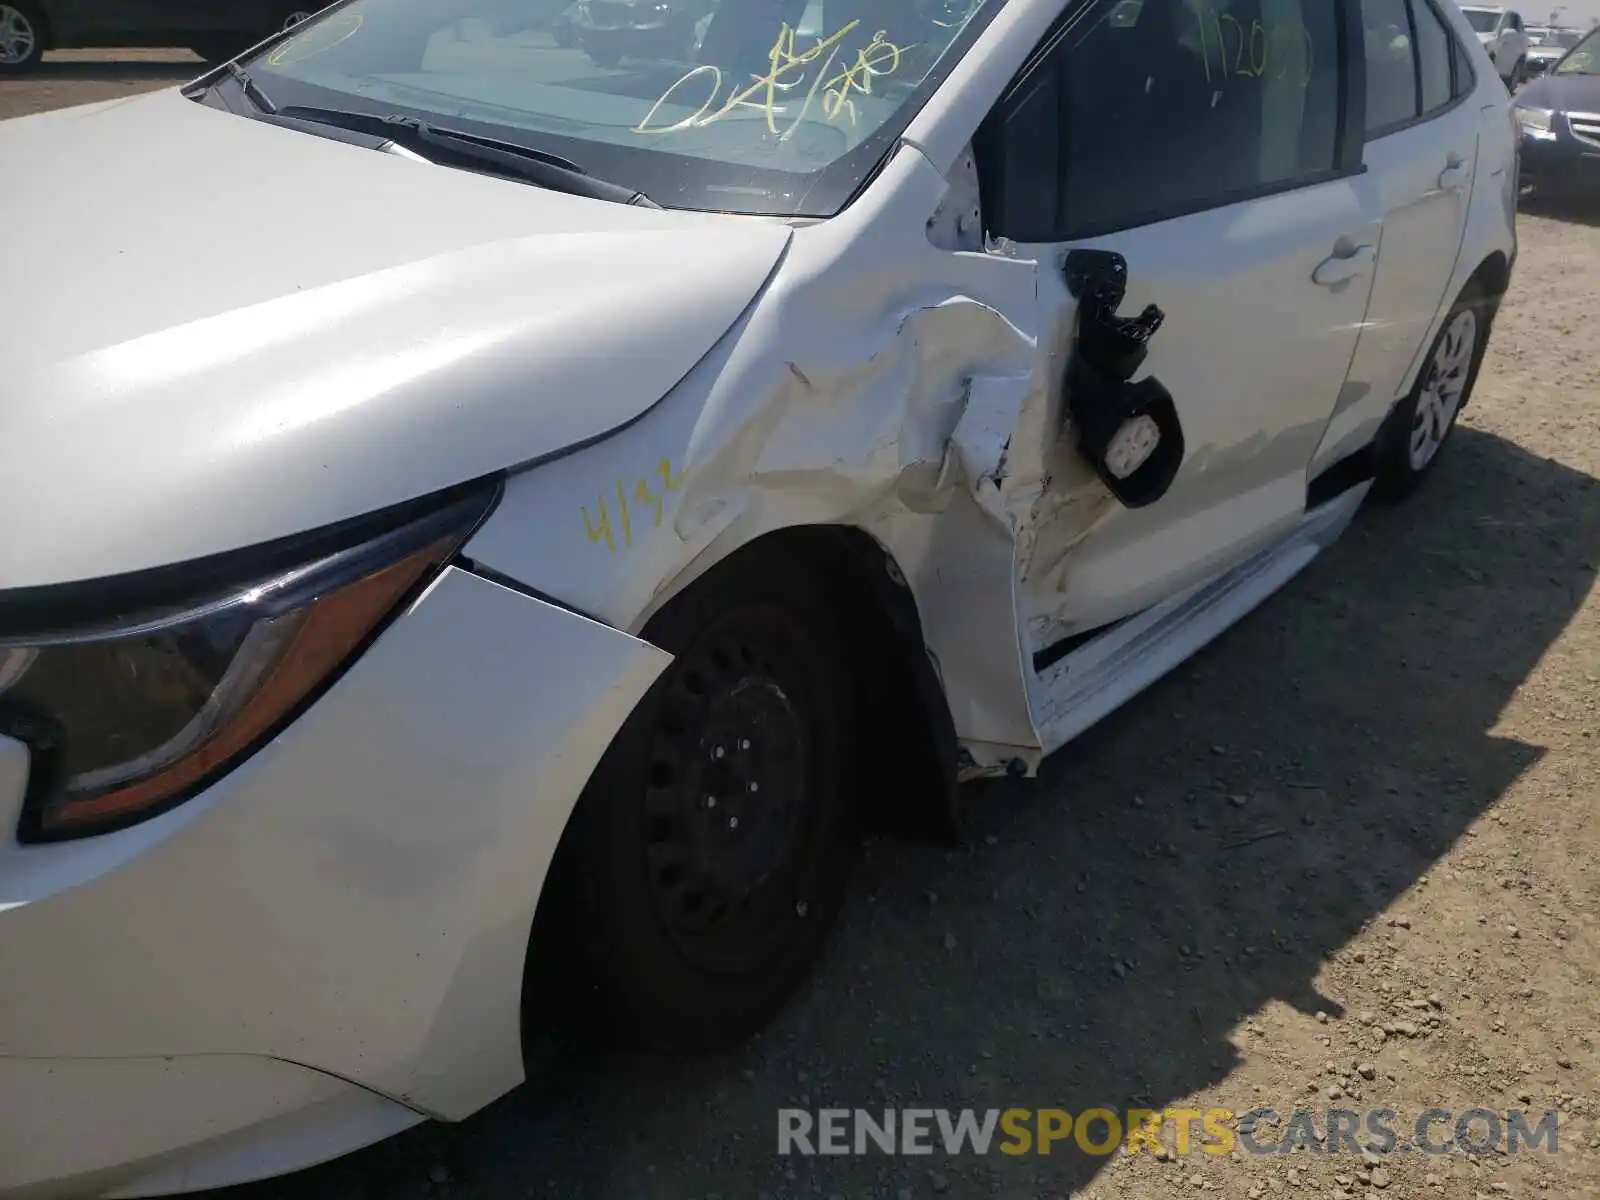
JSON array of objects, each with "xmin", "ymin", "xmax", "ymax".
[
  {"xmin": 0, "ymin": 1056, "xmax": 423, "ymax": 1200},
  {"xmin": 1520, "ymin": 112, "xmax": 1600, "ymax": 195},
  {"xmin": 0, "ymin": 567, "xmax": 669, "ymax": 1197}
]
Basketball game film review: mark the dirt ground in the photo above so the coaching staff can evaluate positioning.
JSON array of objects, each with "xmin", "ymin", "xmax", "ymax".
[{"xmin": 4, "ymin": 53, "xmax": 1597, "ymax": 1200}]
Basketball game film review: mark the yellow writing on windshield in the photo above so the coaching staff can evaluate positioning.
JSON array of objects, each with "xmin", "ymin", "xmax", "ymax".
[
  {"xmin": 1193, "ymin": 4, "xmax": 1314, "ymax": 88},
  {"xmin": 266, "ymin": 11, "xmax": 363, "ymax": 67},
  {"xmin": 634, "ymin": 20, "xmax": 908, "ymax": 137},
  {"xmin": 821, "ymin": 31, "xmax": 902, "ymax": 124}
]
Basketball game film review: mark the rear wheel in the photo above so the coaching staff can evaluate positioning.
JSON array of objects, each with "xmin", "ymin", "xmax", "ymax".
[
  {"xmin": 1372, "ymin": 283, "xmax": 1490, "ymax": 501},
  {"xmin": 0, "ymin": 2, "xmax": 44, "ymax": 73},
  {"xmin": 540, "ymin": 548, "xmax": 861, "ymax": 1051}
]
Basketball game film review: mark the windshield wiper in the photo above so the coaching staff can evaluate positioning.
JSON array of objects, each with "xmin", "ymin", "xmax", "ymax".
[
  {"xmin": 273, "ymin": 105, "xmax": 661, "ymax": 208},
  {"xmin": 223, "ymin": 61, "xmax": 279, "ymax": 115}
]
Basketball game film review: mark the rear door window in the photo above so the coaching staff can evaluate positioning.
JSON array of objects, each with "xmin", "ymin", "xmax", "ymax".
[
  {"xmin": 1413, "ymin": 0, "xmax": 1456, "ymax": 113},
  {"xmin": 1361, "ymin": 0, "xmax": 1419, "ymax": 134}
]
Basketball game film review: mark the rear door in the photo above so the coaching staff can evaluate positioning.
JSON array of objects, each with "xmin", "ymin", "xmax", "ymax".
[
  {"xmin": 978, "ymin": 0, "xmax": 1383, "ymax": 649},
  {"xmin": 1311, "ymin": 0, "xmax": 1480, "ymax": 476}
]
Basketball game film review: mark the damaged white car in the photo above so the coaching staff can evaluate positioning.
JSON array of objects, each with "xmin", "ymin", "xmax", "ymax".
[{"xmin": 0, "ymin": 0, "xmax": 1516, "ymax": 1194}]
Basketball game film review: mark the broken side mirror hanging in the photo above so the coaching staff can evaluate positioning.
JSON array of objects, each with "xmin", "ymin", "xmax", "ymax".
[{"xmin": 1060, "ymin": 249, "xmax": 1186, "ymax": 509}]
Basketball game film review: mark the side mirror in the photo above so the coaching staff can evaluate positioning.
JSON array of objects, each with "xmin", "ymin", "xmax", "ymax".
[{"xmin": 1060, "ymin": 249, "xmax": 1186, "ymax": 509}]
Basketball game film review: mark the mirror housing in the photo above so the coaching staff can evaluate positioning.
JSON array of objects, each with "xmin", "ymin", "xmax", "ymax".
[{"xmin": 1060, "ymin": 249, "xmax": 1186, "ymax": 509}]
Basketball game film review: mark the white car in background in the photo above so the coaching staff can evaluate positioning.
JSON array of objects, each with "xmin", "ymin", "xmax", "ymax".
[
  {"xmin": 1460, "ymin": 4, "xmax": 1531, "ymax": 85},
  {"xmin": 1524, "ymin": 24, "xmax": 1585, "ymax": 76},
  {"xmin": 0, "ymin": 0, "xmax": 1517, "ymax": 1194}
]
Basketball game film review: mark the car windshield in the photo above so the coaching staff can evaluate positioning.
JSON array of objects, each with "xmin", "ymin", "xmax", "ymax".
[
  {"xmin": 1460, "ymin": 8, "xmax": 1501, "ymax": 32},
  {"xmin": 241, "ymin": 0, "xmax": 1004, "ymax": 217},
  {"xmin": 1553, "ymin": 27, "xmax": 1600, "ymax": 72}
]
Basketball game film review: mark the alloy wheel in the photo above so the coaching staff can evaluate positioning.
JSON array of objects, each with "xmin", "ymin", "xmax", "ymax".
[
  {"xmin": 284, "ymin": 9, "xmax": 313, "ymax": 29},
  {"xmin": 0, "ymin": 5, "xmax": 37, "ymax": 66},
  {"xmin": 1408, "ymin": 308, "xmax": 1477, "ymax": 472}
]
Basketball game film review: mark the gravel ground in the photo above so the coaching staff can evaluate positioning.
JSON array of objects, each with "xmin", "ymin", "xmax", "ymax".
[{"xmin": 4, "ymin": 54, "xmax": 1597, "ymax": 1200}]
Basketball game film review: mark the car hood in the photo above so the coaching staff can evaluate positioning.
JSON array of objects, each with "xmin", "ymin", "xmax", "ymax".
[
  {"xmin": 1518, "ymin": 70, "xmax": 1600, "ymax": 110},
  {"xmin": 0, "ymin": 89, "xmax": 790, "ymax": 589}
]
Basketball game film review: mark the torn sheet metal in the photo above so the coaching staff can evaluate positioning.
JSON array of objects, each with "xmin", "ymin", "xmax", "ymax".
[{"xmin": 466, "ymin": 142, "xmax": 1098, "ymax": 773}]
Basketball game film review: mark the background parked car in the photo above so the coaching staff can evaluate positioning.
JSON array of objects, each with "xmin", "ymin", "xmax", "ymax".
[
  {"xmin": 1525, "ymin": 24, "xmax": 1584, "ymax": 76},
  {"xmin": 1514, "ymin": 22, "xmax": 1600, "ymax": 197},
  {"xmin": 573, "ymin": 0, "xmax": 713, "ymax": 66},
  {"xmin": 0, "ymin": 0, "xmax": 320, "ymax": 70},
  {"xmin": 1459, "ymin": 4, "xmax": 1531, "ymax": 85}
]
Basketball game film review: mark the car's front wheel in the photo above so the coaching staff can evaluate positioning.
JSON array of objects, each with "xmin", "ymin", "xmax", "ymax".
[
  {"xmin": 0, "ymin": 2, "xmax": 45, "ymax": 73},
  {"xmin": 1373, "ymin": 282, "xmax": 1490, "ymax": 501},
  {"xmin": 540, "ymin": 547, "xmax": 861, "ymax": 1051}
]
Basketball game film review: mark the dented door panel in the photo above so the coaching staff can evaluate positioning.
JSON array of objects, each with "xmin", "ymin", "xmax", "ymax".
[
  {"xmin": 1008, "ymin": 181, "xmax": 1382, "ymax": 655},
  {"xmin": 468, "ymin": 129, "xmax": 1381, "ymax": 773}
]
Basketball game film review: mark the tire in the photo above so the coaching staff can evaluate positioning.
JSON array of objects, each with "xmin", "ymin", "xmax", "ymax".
[
  {"xmin": 1372, "ymin": 282, "xmax": 1491, "ymax": 502},
  {"xmin": 539, "ymin": 546, "xmax": 861, "ymax": 1051},
  {"xmin": 585, "ymin": 41, "xmax": 622, "ymax": 66},
  {"xmin": 0, "ymin": 2, "xmax": 45, "ymax": 73}
]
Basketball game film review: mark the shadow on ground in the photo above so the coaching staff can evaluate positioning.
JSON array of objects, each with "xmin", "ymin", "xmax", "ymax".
[
  {"xmin": 16, "ymin": 56, "xmax": 199, "ymax": 81},
  {"xmin": 206, "ymin": 425, "xmax": 1600, "ymax": 1200}
]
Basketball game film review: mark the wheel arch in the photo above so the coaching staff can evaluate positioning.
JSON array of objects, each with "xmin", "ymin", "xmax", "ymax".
[
  {"xmin": 626, "ymin": 523, "xmax": 962, "ymax": 844},
  {"xmin": 518, "ymin": 523, "xmax": 960, "ymax": 1051},
  {"xmin": 744, "ymin": 524, "xmax": 962, "ymax": 844},
  {"xmin": 1463, "ymin": 249, "xmax": 1512, "ymax": 315},
  {"xmin": 1395, "ymin": 248, "xmax": 1511, "ymax": 403}
]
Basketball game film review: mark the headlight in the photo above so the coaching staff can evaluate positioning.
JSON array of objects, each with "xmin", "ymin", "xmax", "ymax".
[
  {"xmin": 1515, "ymin": 106, "xmax": 1557, "ymax": 137},
  {"xmin": 1, "ymin": 482, "xmax": 499, "ymax": 842}
]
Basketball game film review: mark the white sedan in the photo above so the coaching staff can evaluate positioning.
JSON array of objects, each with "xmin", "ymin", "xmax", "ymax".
[{"xmin": 0, "ymin": 0, "xmax": 1516, "ymax": 1193}]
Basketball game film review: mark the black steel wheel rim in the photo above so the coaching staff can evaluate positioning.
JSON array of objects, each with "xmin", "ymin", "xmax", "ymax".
[{"xmin": 641, "ymin": 610, "xmax": 818, "ymax": 976}]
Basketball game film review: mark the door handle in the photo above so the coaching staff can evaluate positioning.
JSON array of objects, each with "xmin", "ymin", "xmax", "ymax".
[
  {"xmin": 1312, "ymin": 243, "xmax": 1377, "ymax": 288},
  {"xmin": 1438, "ymin": 156, "xmax": 1470, "ymax": 191}
]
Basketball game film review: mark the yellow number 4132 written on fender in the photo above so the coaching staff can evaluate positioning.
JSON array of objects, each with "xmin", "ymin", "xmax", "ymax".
[{"xmin": 581, "ymin": 458, "xmax": 687, "ymax": 554}]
